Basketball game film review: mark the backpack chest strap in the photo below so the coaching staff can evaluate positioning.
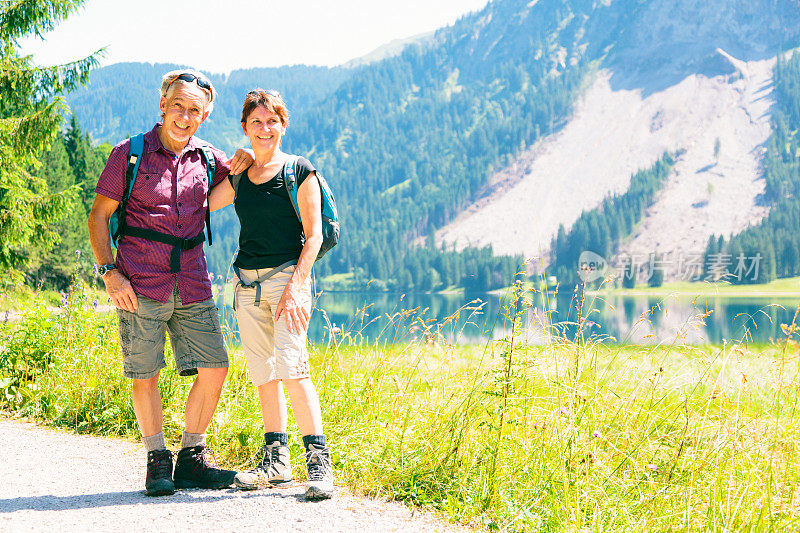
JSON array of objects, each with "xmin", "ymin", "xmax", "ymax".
[{"xmin": 122, "ymin": 226, "xmax": 205, "ymax": 273}]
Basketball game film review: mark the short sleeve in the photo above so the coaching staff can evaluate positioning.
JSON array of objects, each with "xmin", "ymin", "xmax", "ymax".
[
  {"xmin": 94, "ymin": 139, "xmax": 130, "ymax": 202},
  {"xmin": 210, "ymin": 146, "xmax": 231, "ymax": 188},
  {"xmin": 295, "ymin": 157, "xmax": 317, "ymax": 188}
]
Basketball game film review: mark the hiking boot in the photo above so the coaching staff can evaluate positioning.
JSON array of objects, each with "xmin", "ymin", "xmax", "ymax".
[
  {"xmin": 304, "ymin": 443, "xmax": 334, "ymax": 500},
  {"xmin": 173, "ymin": 445, "xmax": 236, "ymax": 489},
  {"xmin": 234, "ymin": 441, "xmax": 293, "ymax": 490},
  {"xmin": 145, "ymin": 449, "xmax": 175, "ymax": 497}
]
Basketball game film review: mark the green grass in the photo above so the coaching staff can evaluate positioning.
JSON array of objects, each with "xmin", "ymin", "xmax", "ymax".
[
  {"xmin": 3, "ymin": 281, "xmax": 800, "ymax": 530},
  {"xmin": 595, "ymin": 277, "xmax": 800, "ymax": 298}
]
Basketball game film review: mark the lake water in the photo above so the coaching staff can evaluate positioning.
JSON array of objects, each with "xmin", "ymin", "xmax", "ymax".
[{"xmin": 214, "ymin": 287, "xmax": 800, "ymax": 346}]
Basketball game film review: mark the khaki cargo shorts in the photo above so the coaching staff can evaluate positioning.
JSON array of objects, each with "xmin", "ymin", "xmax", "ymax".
[
  {"xmin": 116, "ymin": 284, "xmax": 228, "ymax": 379},
  {"xmin": 234, "ymin": 266, "xmax": 312, "ymax": 386}
]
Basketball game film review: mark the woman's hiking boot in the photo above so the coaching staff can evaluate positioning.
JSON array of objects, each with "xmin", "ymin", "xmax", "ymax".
[
  {"xmin": 304, "ymin": 443, "xmax": 334, "ymax": 500},
  {"xmin": 173, "ymin": 445, "xmax": 236, "ymax": 489},
  {"xmin": 234, "ymin": 441, "xmax": 293, "ymax": 490},
  {"xmin": 145, "ymin": 449, "xmax": 175, "ymax": 496}
]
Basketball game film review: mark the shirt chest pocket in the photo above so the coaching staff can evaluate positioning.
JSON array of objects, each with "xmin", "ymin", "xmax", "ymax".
[
  {"xmin": 131, "ymin": 173, "xmax": 170, "ymax": 206},
  {"xmin": 181, "ymin": 172, "xmax": 208, "ymax": 208}
]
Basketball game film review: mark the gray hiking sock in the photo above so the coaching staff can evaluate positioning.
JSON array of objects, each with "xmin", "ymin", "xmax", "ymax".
[
  {"xmin": 181, "ymin": 431, "xmax": 206, "ymax": 449},
  {"xmin": 142, "ymin": 431, "xmax": 167, "ymax": 452}
]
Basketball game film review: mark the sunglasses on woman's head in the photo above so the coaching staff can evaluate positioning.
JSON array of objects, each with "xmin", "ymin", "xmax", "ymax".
[
  {"xmin": 248, "ymin": 88, "xmax": 280, "ymax": 97},
  {"xmin": 167, "ymin": 73, "xmax": 214, "ymax": 99}
]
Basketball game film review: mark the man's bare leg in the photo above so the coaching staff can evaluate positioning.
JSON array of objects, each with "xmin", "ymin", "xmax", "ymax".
[
  {"xmin": 131, "ymin": 373, "xmax": 163, "ymax": 439},
  {"xmin": 184, "ymin": 367, "xmax": 228, "ymax": 434}
]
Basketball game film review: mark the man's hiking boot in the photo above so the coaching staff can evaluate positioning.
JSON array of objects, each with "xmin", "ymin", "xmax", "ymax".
[
  {"xmin": 173, "ymin": 445, "xmax": 236, "ymax": 489},
  {"xmin": 145, "ymin": 449, "xmax": 175, "ymax": 496},
  {"xmin": 304, "ymin": 443, "xmax": 334, "ymax": 500},
  {"xmin": 234, "ymin": 441, "xmax": 293, "ymax": 490}
]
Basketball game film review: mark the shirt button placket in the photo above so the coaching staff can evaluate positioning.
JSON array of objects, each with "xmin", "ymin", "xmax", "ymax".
[{"xmin": 176, "ymin": 152, "xmax": 185, "ymax": 231}]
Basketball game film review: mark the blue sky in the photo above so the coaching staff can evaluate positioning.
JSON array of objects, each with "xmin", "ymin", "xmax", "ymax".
[{"xmin": 20, "ymin": 0, "xmax": 489, "ymax": 73}]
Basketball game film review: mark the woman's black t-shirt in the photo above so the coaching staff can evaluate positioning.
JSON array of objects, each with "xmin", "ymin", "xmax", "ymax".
[{"xmin": 232, "ymin": 156, "xmax": 315, "ymax": 269}]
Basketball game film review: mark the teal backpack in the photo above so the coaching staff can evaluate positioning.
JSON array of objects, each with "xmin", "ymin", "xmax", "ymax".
[{"xmin": 108, "ymin": 133, "xmax": 217, "ymax": 272}]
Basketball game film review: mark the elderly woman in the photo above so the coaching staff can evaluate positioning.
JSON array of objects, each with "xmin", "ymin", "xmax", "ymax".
[{"xmin": 209, "ymin": 89, "xmax": 333, "ymax": 500}]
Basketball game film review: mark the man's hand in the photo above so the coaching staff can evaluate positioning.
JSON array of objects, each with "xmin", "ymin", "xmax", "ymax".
[
  {"xmin": 227, "ymin": 149, "xmax": 254, "ymax": 175},
  {"xmin": 275, "ymin": 283, "xmax": 310, "ymax": 335},
  {"xmin": 103, "ymin": 269, "xmax": 139, "ymax": 312}
]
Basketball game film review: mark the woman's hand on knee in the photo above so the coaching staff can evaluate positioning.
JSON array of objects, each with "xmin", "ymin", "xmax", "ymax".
[{"xmin": 275, "ymin": 284, "xmax": 310, "ymax": 334}]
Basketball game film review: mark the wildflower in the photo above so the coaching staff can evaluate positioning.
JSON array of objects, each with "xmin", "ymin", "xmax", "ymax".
[
  {"xmin": 92, "ymin": 264, "xmax": 99, "ymax": 277},
  {"xmin": 330, "ymin": 326, "xmax": 341, "ymax": 334},
  {"xmin": 592, "ymin": 430, "xmax": 602, "ymax": 438},
  {"xmin": 559, "ymin": 407, "xmax": 569, "ymax": 416},
  {"xmin": 93, "ymin": 299, "xmax": 99, "ymax": 310},
  {"xmin": 646, "ymin": 463, "xmax": 658, "ymax": 472},
  {"xmin": 75, "ymin": 250, "xmax": 82, "ymax": 259},
  {"xmin": 60, "ymin": 292, "xmax": 68, "ymax": 307},
  {"xmin": 107, "ymin": 297, "xmax": 112, "ymax": 304}
]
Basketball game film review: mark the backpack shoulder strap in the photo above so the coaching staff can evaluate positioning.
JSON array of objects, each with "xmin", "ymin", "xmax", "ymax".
[
  {"xmin": 123, "ymin": 133, "xmax": 145, "ymax": 203},
  {"xmin": 111, "ymin": 133, "xmax": 144, "ymax": 249},
  {"xmin": 283, "ymin": 155, "xmax": 302, "ymax": 224},
  {"xmin": 197, "ymin": 144, "xmax": 216, "ymax": 245},
  {"xmin": 198, "ymin": 145, "xmax": 216, "ymax": 182}
]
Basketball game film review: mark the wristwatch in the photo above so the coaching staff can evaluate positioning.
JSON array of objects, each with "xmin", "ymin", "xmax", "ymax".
[{"xmin": 97, "ymin": 264, "xmax": 117, "ymax": 276}]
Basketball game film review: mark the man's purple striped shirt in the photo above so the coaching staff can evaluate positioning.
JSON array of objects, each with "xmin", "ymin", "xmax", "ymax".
[{"xmin": 95, "ymin": 124, "xmax": 230, "ymax": 305}]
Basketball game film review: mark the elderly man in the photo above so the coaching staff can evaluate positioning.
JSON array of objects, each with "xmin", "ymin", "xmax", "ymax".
[{"xmin": 88, "ymin": 69, "xmax": 251, "ymax": 496}]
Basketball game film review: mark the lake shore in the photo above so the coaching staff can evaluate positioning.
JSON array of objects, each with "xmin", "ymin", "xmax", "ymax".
[{"xmin": 588, "ymin": 276, "xmax": 800, "ymax": 299}]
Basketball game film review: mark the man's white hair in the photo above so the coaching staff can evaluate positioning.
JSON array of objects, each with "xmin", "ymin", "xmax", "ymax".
[{"xmin": 159, "ymin": 68, "xmax": 215, "ymax": 114}]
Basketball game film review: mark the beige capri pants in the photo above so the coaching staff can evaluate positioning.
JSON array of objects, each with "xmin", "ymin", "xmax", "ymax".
[{"xmin": 234, "ymin": 266, "xmax": 312, "ymax": 386}]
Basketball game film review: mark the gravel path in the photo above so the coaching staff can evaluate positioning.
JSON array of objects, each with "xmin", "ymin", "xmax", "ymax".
[{"xmin": 0, "ymin": 418, "xmax": 473, "ymax": 532}]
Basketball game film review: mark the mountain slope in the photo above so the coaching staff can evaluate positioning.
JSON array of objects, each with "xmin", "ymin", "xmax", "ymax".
[
  {"xmin": 436, "ymin": 51, "xmax": 775, "ymax": 269},
  {"xmin": 618, "ymin": 55, "xmax": 773, "ymax": 270}
]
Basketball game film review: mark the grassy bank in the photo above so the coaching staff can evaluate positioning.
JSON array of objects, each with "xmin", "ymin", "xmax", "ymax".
[
  {"xmin": 3, "ymin": 282, "xmax": 800, "ymax": 530},
  {"xmin": 592, "ymin": 276, "xmax": 800, "ymax": 298}
]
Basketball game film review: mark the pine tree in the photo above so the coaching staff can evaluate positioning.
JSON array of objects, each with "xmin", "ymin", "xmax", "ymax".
[
  {"xmin": 622, "ymin": 259, "xmax": 637, "ymax": 289},
  {"xmin": 0, "ymin": 0, "xmax": 100, "ymax": 271},
  {"xmin": 758, "ymin": 242, "xmax": 778, "ymax": 284},
  {"xmin": 703, "ymin": 235, "xmax": 718, "ymax": 279},
  {"xmin": 648, "ymin": 254, "xmax": 664, "ymax": 287}
]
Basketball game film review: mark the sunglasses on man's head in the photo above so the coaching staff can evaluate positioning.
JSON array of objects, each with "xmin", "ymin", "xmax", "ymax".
[
  {"xmin": 167, "ymin": 73, "xmax": 214, "ymax": 99},
  {"xmin": 248, "ymin": 88, "xmax": 280, "ymax": 97}
]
